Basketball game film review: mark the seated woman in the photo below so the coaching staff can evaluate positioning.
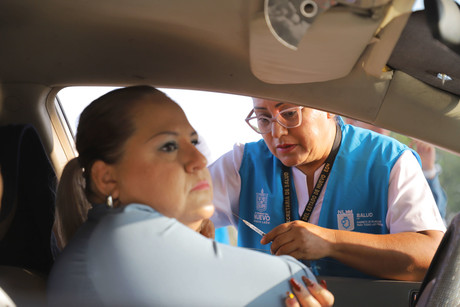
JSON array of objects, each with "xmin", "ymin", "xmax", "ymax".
[{"xmin": 47, "ymin": 86, "xmax": 333, "ymax": 306}]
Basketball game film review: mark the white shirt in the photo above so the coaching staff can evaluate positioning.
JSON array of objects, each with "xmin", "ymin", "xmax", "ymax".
[{"xmin": 209, "ymin": 143, "xmax": 446, "ymax": 234}]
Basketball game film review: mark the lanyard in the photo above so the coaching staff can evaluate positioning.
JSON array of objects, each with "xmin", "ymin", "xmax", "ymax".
[{"xmin": 282, "ymin": 123, "xmax": 342, "ymax": 222}]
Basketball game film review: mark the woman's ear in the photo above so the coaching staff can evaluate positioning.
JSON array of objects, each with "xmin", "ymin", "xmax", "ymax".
[{"xmin": 90, "ymin": 160, "xmax": 119, "ymax": 200}]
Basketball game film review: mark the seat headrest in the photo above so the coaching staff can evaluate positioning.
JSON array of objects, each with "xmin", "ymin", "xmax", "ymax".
[{"xmin": 0, "ymin": 124, "xmax": 56, "ymax": 275}]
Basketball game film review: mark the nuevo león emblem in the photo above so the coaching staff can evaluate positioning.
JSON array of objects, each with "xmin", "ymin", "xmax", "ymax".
[
  {"xmin": 256, "ymin": 188, "xmax": 268, "ymax": 212},
  {"xmin": 254, "ymin": 188, "xmax": 270, "ymax": 224}
]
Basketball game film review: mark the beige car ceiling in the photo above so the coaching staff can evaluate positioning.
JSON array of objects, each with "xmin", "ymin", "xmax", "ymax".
[{"xmin": 0, "ymin": 0, "xmax": 459, "ymax": 153}]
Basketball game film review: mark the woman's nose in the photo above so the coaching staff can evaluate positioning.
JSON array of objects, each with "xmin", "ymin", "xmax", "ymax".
[
  {"xmin": 271, "ymin": 121, "xmax": 288, "ymax": 138},
  {"xmin": 184, "ymin": 145, "xmax": 208, "ymax": 173}
]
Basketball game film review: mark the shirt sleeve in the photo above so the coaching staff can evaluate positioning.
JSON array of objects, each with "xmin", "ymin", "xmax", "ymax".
[
  {"xmin": 386, "ymin": 151, "xmax": 447, "ymax": 233},
  {"xmin": 208, "ymin": 143, "xmax": 245, "ymax": 228}
]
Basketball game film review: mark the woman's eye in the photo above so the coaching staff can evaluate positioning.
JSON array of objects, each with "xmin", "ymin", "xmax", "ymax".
[
  {"xmin": 282, "ymin": 110, "xmax": 297, "ymax": 119},
  {"xmin": 257, "ymin": 116, "xmax": 271, "ymax": 126},
  {"xmin": 191, "ymin": 139, "xmax": 200, "ymax": 146},
  {"xmin": 160, "ymin": 142, "xmax": 178, "ymax": 152}
]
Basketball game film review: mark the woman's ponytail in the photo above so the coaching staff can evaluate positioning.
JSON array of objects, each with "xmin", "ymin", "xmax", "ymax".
[{"xmin": 53, "ymin": 158, "xmax": 91, "ymax": 249}]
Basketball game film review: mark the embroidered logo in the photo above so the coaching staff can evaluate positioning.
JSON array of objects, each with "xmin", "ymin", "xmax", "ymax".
[
  {"xmin": 254, "ymin": 188, "xmax": 270, "ymax": 224},
  {"xmin": 337, "ymin": 209, "xmax": 355, "ymax": 231}
]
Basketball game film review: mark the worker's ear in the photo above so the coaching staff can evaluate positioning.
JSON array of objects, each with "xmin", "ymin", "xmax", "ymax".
[
  {"xmin": 326, "ymin": 112, "xmax": 336, "ymax": 119},
  {"xmin": 90, "ymin": 160, "xmax": 120, "ymax": 200}
]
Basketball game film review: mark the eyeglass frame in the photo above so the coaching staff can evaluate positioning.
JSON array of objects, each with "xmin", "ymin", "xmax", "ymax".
[{"xmin": 245, "ymin": 106, "xmax": 304, "ymax": 134}]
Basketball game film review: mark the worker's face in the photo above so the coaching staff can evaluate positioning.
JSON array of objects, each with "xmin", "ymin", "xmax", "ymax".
[{"xmin": 253, "ymin": 99, "xmax": 335, "ymax": 167}]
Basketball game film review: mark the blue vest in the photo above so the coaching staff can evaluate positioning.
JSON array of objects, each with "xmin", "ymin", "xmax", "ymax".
[{"xmin": 237, "ymin": 118, "xmax": 420, "ymax": 278}]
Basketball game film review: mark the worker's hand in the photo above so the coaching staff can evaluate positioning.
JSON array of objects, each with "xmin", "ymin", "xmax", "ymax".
[
  {"xmin": 285, "ymin": 276, "xmax": 334, "ymax": 307},
  {"xmin": 261, "ymin": 220, "xmax": 334, "ymax": 260}
]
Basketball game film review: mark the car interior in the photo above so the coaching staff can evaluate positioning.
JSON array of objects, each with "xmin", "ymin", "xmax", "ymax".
[{"xmin": 0, "ymin": 0, "xmax": 459, "ymax": 306}]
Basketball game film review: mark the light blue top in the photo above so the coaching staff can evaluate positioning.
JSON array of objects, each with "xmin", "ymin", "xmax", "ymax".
[{"xmin": 47, "ymin": 204, "xmax": 316, "ymax": 307}]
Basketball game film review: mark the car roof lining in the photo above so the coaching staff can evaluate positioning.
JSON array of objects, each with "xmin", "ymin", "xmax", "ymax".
[
  {"xmin": 0, "ymin": 0, "xmax": 459, "ymax": 154},
  {"xmin": 388, "ymin": 9, "xmax": 460, "ymax": 96}
]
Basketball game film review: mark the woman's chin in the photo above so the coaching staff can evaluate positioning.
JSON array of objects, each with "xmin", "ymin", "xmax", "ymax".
[
  {"xmin": 180, "ymin": 204, "xmax": 215, "ymax": 229},
  {"xmin": 201, "ymin": 202, "xmax": 215, "ymax": 219}
]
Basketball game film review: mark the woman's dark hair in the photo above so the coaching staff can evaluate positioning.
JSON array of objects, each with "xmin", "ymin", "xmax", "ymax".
[{"xmin": 54, "ymin": 86, "xmax": 172, "ymax": 248}]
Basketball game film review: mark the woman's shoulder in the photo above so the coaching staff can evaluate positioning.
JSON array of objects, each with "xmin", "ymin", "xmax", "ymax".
[
  {"xmin": 122, "ymin": 203, "xmax": 158, "ymax": 214},
  {"xmin": 86, "ymin": 203, "xmax": 159, "ymax": 222},
  {"xmin": 91, "ymin": 203, "xmax": 167, "ymax": 231}
]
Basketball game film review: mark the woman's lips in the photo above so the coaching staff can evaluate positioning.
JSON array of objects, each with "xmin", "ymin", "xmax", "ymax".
[
  {"xmin": 191, "ymin": 180, "xmax": 211, "ymax": 191},
  {"xmin": 276, "ymin": 144, "xmax": 297, "ymax": 154}
]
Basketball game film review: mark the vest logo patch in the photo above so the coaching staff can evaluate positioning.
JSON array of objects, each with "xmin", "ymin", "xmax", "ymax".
[
  {"xmin": 254, "ymin": 188, "xmax": 270, "ymax": 224},
  {"xmin": 356, "ymin": 212, "xmax": 383, "ymax": 228},
  {"xmin": 337, "ymin": 210, "xmax": 355, "ymax": 231},
  {"xmin": 256, "ymin": 188, "xmax": 268, "ymax": 212}
]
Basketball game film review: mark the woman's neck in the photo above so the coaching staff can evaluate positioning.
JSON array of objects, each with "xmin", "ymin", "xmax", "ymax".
[
  {"xmin": 186, "ymin": 220, "xmax": 204, "ymax": 232},
  {"xmin": 296, "ymin": 123, "xmax": 337, "ymax": 196}
]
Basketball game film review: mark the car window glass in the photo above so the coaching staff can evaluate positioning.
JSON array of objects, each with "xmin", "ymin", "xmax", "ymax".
[
  {"xmin": 391, "ymin": 133, "xmax": 460, "ymax": 225},
  {"xmin": 57, "ymin": 87, "xmax": 261, "ymax": 165},
  {"xmin": 57, "ymin": 87, "xmax": 460, "ymax": 225}
]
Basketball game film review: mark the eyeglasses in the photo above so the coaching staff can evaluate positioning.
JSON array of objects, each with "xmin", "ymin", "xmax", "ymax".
[{"xmin": 245, "ymin": 106, "xmax": 303, "ymax": 134}]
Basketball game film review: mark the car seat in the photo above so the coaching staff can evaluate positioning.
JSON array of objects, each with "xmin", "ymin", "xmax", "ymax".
[
  {"xmin": 0, "ymin": 124, "xmax": 56, "ymax": 275},
  {"xmin": 414, "ymin": 212, "xmax": 460, "ymax": 306}
]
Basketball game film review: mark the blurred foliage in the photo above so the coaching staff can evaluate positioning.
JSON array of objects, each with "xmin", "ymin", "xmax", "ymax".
[
  {"xmin": 437, "ymin": 150, "xmax": 460, "ymax": 224},
  {"xmin": 392, "ymin": 133, "xmax": 460, "ymax": 225}
]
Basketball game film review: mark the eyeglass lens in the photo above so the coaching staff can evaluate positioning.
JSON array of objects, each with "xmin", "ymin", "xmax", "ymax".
[{"xmin": 248, "ymin": 107, "xmax": 302, "ymax": 134}]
